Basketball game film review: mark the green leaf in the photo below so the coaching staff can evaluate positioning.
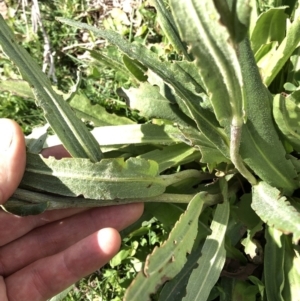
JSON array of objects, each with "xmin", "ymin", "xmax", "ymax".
[
  {"xmin": 248, "ymin": 276, "xmax": 265, "ymax": 299},
  {"xmin": 170, "ymin": 0, "xmax": 245, "ymax": 129},
  {"xmin": 110, "ymin": 248, "xmax": 131, "ymax": 268},
  {"xmin": 259, "ymin": 7, "xmax": 300, "ymax": 86},
  {"xmin": 273, "ymin": 91, "xmax": 300, "ymax": 152},
  {"xmin": 177, "ymin": 126, "xmax": 230, "ymax": 168},
  {"xmin": 139, "ymin": 143, "xmax": 201, "ymax": 173},
  {"xmin": 25, "ymin": 124, "xmax": 49, "ymax": 154},
  {"xmin": 87, "ymin": 47, "xmax": 131, "ymax": 79},
  {"xmin": 1, "ymin": 200, "xmax": 49, "ymax": 216},
  {"xmin": 0, "ymin": 79, "xmax": 35, "ymax": 98},
  {"xmin": 264, "ymin": 226, "xmax": 285, "ymax": 301},
  {"xmin": 169, "ymin": 0, "xmax": 259, "ymax": 185},
  {"xmin": 123, "ymin": 82, "xmax": 194, "ymax": 126},
  {"xmin": 233, "ymin": 0, "xmax": 252, "ymax": 43},
  {"xmin": 235, "ymin": 193, "xmax": 262, "ymax": 229},
  {"xmin": 149, "ymin": 0, "xmax": 192, "ymax": 61},
  {"xmin": 182, "ymin": 179, "xmax": 229, "ymax": 301},
  {"xmin": 238, "ymin": 38, "xmax": 298, "ymax": 195},
  {"xmin": 213, "ymin": 0, "xmax": 252, "ymax": 43},
  {"xmin": 44, "ymin": 124, "xmax": 181, "ymax": 148},
  {"xmin": 282, "ymin": 236, "xmax": 300, "ymax": 301},
  {"xmin": 158, "ymin": 240, "xmax": 203, "ymax": 301},
  {"xmin": 252, "ymin": 181, "xmax": 300, "ymax": 244},
  {"xmin": 232, "ymin": 281, "xmax": 259, "ymax": 301},
  {"xmin": 57, "ymin": 17, "xmax": 230, "ymax": 159},
  {"xmin": 0, "ymin": 16, "xmax": 103, "ymax": 162},
  {"xmin": 21, "ymin": 153, "xmax": 166, "ymax": 200},
  {"xmin": 123, "ymin": 192, "xmax": 206, "ymax": 301},
  {"xmin": 69, "ymin": 92, "xmax": 134, "ymax": 126},
  {"xmin": 122, "ymin": 55, "xmax": 148, "ymax": 81},
  {"xmin": 250, "ymin": 7, "xmax": 287, "ymax": 54}
]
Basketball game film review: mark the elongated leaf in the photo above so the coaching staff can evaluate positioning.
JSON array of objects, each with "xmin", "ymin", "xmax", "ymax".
[
  {"xmin": 139, "ymin": 143, "xmax": 200, "ymax": 173},
  {"xmin": 282, "ymin": 236, "xmax": 300, "ymax": 301},
  {"xmin": 122, "ymin": 55, "xmax": 147, "ymax": 81},
  {"xmin": 252, "ymin": 181, "xmax": 300, "ymax": 243},
  {"xmin": 264, "ymin": 226, "xmax": 285, "ymax": 301},
  {"xmin": 124, "ymin": 192, "xmax": 206, "ymax": 301},
  {"xmin": 170, "ymin": 0, "xmax": 246, "ymax": 129},
  {"xmin": 87, "ymin": 47, "xmax": 131, "ymax": 78},
  {"xmin": 21, "ymin": 153, "xmax": 166, "ymax": 200},
  {"xmin": 1, "ymin": 199, "xmax": 49, "ymax": 216},
  {"xmin": 57, "ymin": 17, "xmax": 230, "ymax": 159},
  {"xmin": 260, "ymin": 6, "xmax": 300, "ymax": 86},
  {"xmin": 169, "ymin": 0, "xmax": 259, "ymax": 184},
  {"xmin": 182, "ymin": 179, "xmax": 229, "ymax": 301},
  {"xmin": 158, "ymin": 240, "xmax": 203, "ymax": 301},
  {"xmin": 213, "ymin": 0, "xmax": 251, "ymax": 44},
  {"xmin": 250, "ymin": 7, "xmax": 287, "ymax": 54},
  {"xmin": 286, "ymin": 46, "xmax": 300, "ymax": 88},
  {"xmin": 149, "ymin": 0, "xmax": 192, "ymax": 61},
  {"xmin": 177, "ymin": 126, "xmax": 230, "ymax": 168},
  {"xmin": 25, "ymin": 124, "xmax": 49, "ymax": 153},
  {"xmin": 0, "ymin": 16, "xmax": 103, "ymax": 162},
  {"xmin": 273, "ymin": 91, "xmax": 300, "ymax": 152},
  {"xmin": 69, "ymin": 92, "xmax": 134, "ymax": 126},
  {"xmin": 44, "ymin": 124, "xmax": 181, "ymax": 148},
  {"xmin": 238, "ymin": 38, "xmax": 298, "ymax": 195}
]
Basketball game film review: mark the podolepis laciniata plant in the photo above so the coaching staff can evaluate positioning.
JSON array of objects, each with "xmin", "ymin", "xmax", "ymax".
[{"xmin": 0, "ymin": 0, "xmax": 300, "ymax": 300}]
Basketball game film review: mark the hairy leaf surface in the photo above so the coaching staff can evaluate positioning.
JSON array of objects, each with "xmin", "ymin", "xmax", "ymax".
[
  {"xmin": 69, "ymin": 92, "xmax": 134, "ymax": 126},
  {"xmin": 149, "ymin": 0, "xmax": 192, "ymax": 61},
  {"xmin": 252, "ymin": 181, "xmax": 300, "ymax": 243},
  {"xmin": 44, "ymin": 124, "xmax": 181, "ymax": 148},
  {"xmin": 273, "ymin": 92, "xmax": 300, "ymax": 152},
  {"xmin": 264, "ymin": 226, "xmax": 285, "ymax": 301},
  {"xmin": 124, "ymin": 192, "xmax": 206, "ymax": 301},
  {"xmin": 58, "ymin": 17, "xmax": 230, "ymax": 159},
  {"xmin": 0, "ymin": 16, "xmax": 103, "ymax": 162},
  {"xmin": 238, "ymin": 38, "xmax": 298, "ymax": 194},
  {"xmin": 170, "ymin": 0, "xmax": 245, "ymax": 129},
  {"xmin": 182, "ymin": 179, "xmax": 229, "ymax": 301},
  {"xmin": 21, "ymin": 153, "xmax": 166, "ymax": 200},
  {"xmin": 123, "ymin": 82, "xmax": 193, "ymax": 126}
]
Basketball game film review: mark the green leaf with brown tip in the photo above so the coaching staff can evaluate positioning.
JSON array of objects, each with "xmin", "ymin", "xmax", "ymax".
[{"xmin": 124, "ymin": 192, "xmax": 206, "ymax": 301}]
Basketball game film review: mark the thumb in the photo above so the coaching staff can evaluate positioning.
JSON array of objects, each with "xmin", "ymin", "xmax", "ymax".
[{"xmin": 0, "ymin": 119, "xmax": 26, "ymax": 204}]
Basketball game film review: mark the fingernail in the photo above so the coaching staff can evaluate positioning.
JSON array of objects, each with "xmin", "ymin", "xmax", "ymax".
[{"xmin": 0, "ymin": 119, "xmax": 13, "ymax": 151}]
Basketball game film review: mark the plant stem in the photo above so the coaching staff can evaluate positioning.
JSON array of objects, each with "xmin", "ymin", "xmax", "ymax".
[
  {"xmin": 6, "ymin": 188, "xmax": 222, "ymax": 211},
  {"xmin": 230, "ymin": 124, "xmax": 257, "ymax": 186}
]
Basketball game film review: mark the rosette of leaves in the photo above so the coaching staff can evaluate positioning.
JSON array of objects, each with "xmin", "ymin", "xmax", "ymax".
[{"xmin": 0, "ymin": 0, "xmax": 300, "ymax": 300}]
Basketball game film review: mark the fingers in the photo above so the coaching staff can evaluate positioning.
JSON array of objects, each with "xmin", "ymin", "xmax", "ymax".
[
  {"xmin": 0, "ymin": 203, "xmax": 144, "ymax": 276},
  {"xmin": 0, "ymin": 276, "xmax": 8, "ymax": 301},
  {"xmin": 0, "ymin": 119, "xmax": 26, "ymax": 204},
  {"xmin": 0, "ymin": 208, "xmax": 87, "ymax": 246},
  {"xmin": 5, "ymin": 228, "xmax": 121, "ymax": 301}
]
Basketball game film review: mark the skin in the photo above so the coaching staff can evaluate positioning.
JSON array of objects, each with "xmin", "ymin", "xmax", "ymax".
[{"xmin": 0, "ymin": 118, "xmax": 144, "ymax": 301}]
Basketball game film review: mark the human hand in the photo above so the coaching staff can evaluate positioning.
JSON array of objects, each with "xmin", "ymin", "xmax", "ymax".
[{"xmin": 0, "ymin": 119, "xmax": 144, "ymax": 301}]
